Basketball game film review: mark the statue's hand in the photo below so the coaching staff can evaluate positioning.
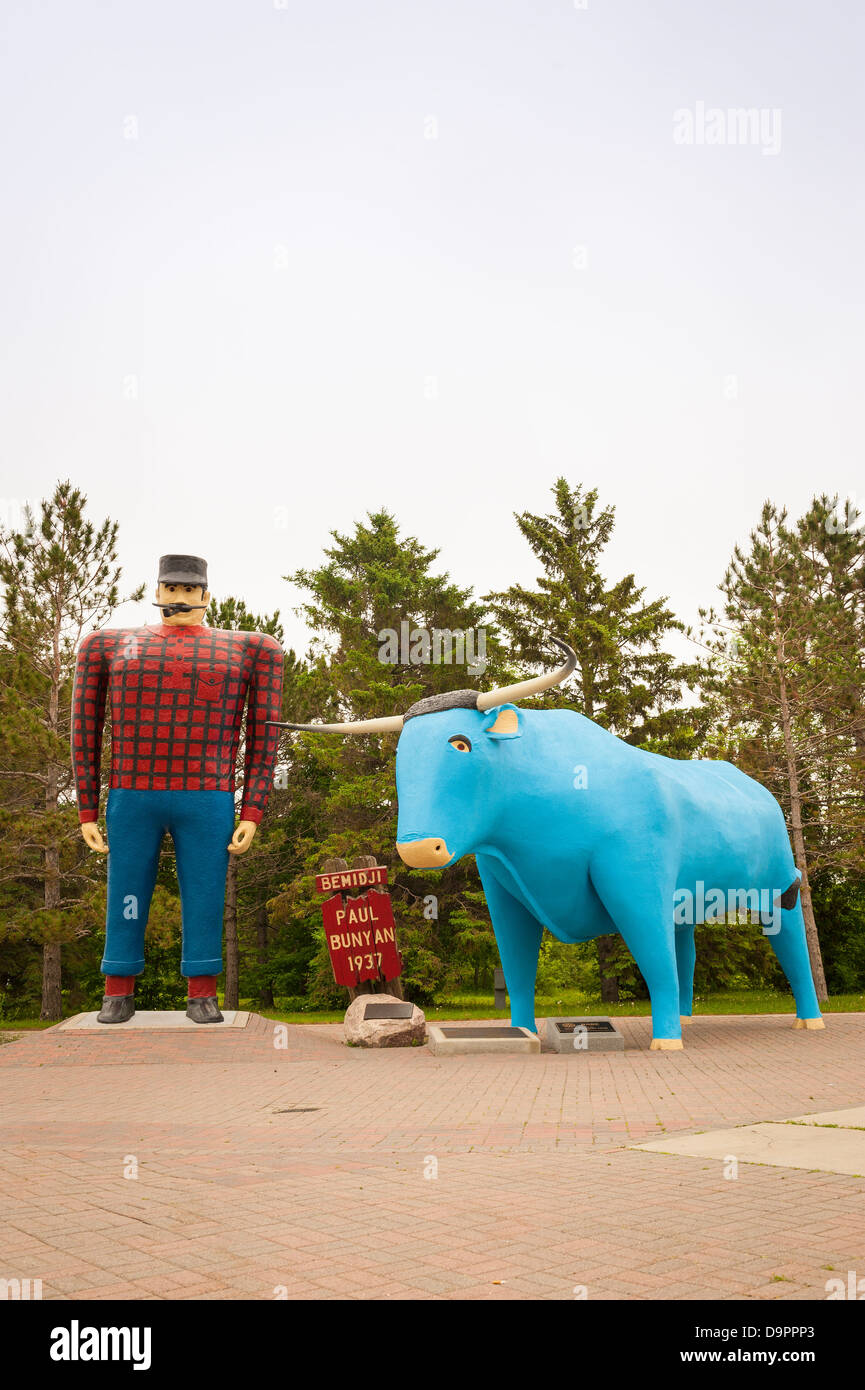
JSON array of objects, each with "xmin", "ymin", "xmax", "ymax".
[
  {"xmin": 228, "ymin": 820, "xmax": 258, "ymax": 855},
  {"xmin": 81, "ymin": 822, "xmax": 108, "ymax": 854}
]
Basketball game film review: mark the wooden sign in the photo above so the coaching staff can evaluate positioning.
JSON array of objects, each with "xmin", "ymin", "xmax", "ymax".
[
  {"xmin": 315, "ymin": 865, "xmax": 388, "ymax": 894},
  {"xmin": 317, "ymin": 862, "xmax": 402, "ymax": 989}
]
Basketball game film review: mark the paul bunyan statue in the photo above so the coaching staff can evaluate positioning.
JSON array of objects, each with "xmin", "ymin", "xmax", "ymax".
[{"xmin": 72, "ymin": 554, "xmax": 283, "ymax": 1024}]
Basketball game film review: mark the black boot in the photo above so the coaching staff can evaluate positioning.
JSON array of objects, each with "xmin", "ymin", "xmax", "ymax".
[
  {"xmin": 96, "ymin": 995, "xmax": 135, "ymax": 1024},
  {"xmin": 186, "ymin": 996, "xmax": 224, "ymax": 1024}
]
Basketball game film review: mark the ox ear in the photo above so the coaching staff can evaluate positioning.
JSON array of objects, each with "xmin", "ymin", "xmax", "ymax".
[{"xmin": 483, "ymin": 704, "xmax": 522, "ymax": 740}]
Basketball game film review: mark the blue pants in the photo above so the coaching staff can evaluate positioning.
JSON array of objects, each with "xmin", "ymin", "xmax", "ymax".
[{"xmin": 102, "ymin": 789, "xmax": 235, "ymax": 977}]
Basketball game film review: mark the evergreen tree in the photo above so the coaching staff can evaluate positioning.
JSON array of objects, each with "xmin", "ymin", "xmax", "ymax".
[
  {"xmin": 697, "ymin": 497, "xmax": 865, "ymax": 999},
  {"xmin": 205, "ymin": 595, "xmax": 286, "ymax": 1010},
  {"xmin": 795, "ymin": 494, "xmax": 865, "ymax": 815},
  {"xmin": 485, "ymin": 478, "xmax": 703, "ymax": 999},
  {"xmin": 0, "ymin": 482, "xmax": 143, "ymax": 1018},
  {"xmin": 277, "ymin": 510, "xmax": 509, "ymax": 1005}
]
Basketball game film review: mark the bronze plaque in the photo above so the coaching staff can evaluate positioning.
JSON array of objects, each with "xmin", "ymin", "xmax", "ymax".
[
  {"xmin": 555, "ymin": 1020, "xmax": 616, "ymax": 1034},
  {"xmin": 440, "ymin": 1026, "xmax": 528, "ymax": 1039},
  {"xmin": 364, "ymin": 1002, "xmax": 413, "ymax": 1020}
]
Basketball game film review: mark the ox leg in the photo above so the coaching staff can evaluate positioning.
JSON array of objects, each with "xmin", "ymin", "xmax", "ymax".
[
  {"xmin": 675, "ymin": 924, "xmax": 696, "ymax": 1024},
  {"xmin": 764, "ymin": 895, "xmax": 823, "ymax": 1027},
  {"xmin": 591, "ymin": 858, "xmax": 682, "ymax": 1048},
  {"xmin": 477, "ymin": 864, "xmax": 543, "ymax": 1033}
]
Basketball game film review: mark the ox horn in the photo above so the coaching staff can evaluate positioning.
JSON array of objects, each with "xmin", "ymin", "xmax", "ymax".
[
  {"xmin": 475, "ymin": 635, "xmax": 577, "ymax": 711},
  {"xmin": 267, "ymin": 636, "xmax": 576, "ymax": 736},
  {"xmin": 267, "ymin": 714, "xmax": 404, "ymax": 735}
]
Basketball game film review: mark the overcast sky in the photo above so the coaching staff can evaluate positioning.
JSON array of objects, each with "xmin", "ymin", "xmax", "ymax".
[{"xmin": 1, "ymin": 0, "xmax": 861, "ymax": 662}]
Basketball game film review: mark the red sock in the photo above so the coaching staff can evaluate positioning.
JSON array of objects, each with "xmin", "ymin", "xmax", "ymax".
[
  {"xmin": 105, "ymin": 975, "xmax": 135, "ymax": 997},
  {"xmin": 187, "ymin": 975, "xmax": 217, "ymax": 999}
]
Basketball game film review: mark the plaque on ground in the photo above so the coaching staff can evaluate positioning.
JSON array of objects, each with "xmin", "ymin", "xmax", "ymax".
[
  {"xmin": 544, "ymin": 1015, "xmax": 624, "ymax": 1053},
  {"xmin": 364, "ymin": 1002, "xmax": 414, "ymax": 1020},
  {"xmin": 556, "ymin": 1019, "xmax": 616, "ymax": 1034},
  {"xmin": 440, "ymin": 1026, "xmax": 527, "ymax": 1039},
  {"xmin": 427, "ymin": 1023, "xmax": 540, "ymax": 1056}
]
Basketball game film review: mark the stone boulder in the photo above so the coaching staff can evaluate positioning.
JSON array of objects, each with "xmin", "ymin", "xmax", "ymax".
[{"xmin": 343, "ymin": 993, "xmax": 426, "ymax": 1048}]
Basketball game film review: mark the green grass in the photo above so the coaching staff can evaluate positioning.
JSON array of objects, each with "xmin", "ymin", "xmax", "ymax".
[
  {"xmin": 5, "ymin": 987, "xmax": 863, "ymax": 1029},
  {"xmin": 255, "ymin": 988, "xmax": 865, "ymax": 1026},
  {"xmin": 0, "ymin": 1019, "xmax": 56, "ymax": 1032}
]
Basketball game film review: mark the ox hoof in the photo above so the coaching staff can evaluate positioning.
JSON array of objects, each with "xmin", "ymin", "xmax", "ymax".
[
  {"xmin": 680, "ymin": 1015, "xmax": 692, "ymax": 1025},
  {"xmin": 650, "ymin": 1038, "xmax": 684, "ymax": 1051},
  {"xmin": 793, "ymin": 1017, "xmax": 825, "ymax": 1030}
]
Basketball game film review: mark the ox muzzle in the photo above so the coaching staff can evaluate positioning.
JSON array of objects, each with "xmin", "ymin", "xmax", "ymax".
[{"xmin": 396, "ymin": 837, "xmax": 452, "ymax": 868}]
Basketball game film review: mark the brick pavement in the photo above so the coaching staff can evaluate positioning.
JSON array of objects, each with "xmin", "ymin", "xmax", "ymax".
[{"xmin": 1, "ymin": 1012, "xmax": 863, "ymax": 1301}]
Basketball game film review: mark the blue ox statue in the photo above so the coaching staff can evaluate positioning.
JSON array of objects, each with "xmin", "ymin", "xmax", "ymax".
[{"xmin": 270, "ymin": 638, "xmax": 823, "ymax": 1049}]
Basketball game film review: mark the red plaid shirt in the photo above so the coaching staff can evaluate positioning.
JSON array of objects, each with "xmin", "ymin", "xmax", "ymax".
[{"xmin": 71, "ymin": 624, "xmax": 284, "ymax": 824}]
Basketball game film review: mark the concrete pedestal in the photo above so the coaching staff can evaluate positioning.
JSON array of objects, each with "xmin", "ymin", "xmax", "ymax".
[
  {"xmin": 55, "ymin": 1010, "xmax": 250, "ymax": 1031},
  {"xmin": 427, "ymin": 1023, "xmax": 540, "ymax": 1056}
]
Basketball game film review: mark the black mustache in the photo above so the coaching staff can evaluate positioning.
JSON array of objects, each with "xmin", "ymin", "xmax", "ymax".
[{"xmin": 152, "ymin": 602, "xmax": 207, "ymax": 615}]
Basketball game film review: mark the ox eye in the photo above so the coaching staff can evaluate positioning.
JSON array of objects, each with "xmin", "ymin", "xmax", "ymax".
[{"xmin": 448, "ymin": 735, "xmax": 472, "ymax": 753}]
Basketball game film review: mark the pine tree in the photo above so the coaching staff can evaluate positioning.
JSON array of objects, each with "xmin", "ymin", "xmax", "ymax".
[
  {"xmin": 795, "ymin": 495, "xmax": 865, "ymax": 815},
  {"xmin": 485, "ymin": 479, "xmax": 702, "ymax": 999},
  {"xmin": 279, "ymin": 509, "xmax": 509, "ymax": 1005},
  {"xmin": 697, "ymin": 497, "xmax": 865, "ymax": 999},
  {"xmin": 205, "ymin": 595, "xmax": 285, "ymax": 1010},
  {"xmin": 0, "ymin": 482, "xmax": 143, "ymax": 1018}
]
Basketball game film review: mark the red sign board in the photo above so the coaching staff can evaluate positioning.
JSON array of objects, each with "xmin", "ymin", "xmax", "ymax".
[{"xmin": 319, "ymin": 883, "xmax": 403, "ymax": 988}]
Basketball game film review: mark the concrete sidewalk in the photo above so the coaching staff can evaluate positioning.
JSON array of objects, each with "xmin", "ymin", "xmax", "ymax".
[
  {"xmin": 634, "ymin": 1106, "xmax": 865, "ymax": 1175},
  {"xmin": 1, "ymin": 1012, "xmax": 864, "ymax": 1300}
]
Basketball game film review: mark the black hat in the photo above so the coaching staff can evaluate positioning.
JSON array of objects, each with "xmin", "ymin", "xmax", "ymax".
[{"xmin": 157, "ymin": 554, "xmax": 208, "ymax": 587}]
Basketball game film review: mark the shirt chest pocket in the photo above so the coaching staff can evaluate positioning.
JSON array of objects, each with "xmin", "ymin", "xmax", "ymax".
[{"xmin": 195, "ymin": 671, "xmax": 225, "ymax": 703}]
